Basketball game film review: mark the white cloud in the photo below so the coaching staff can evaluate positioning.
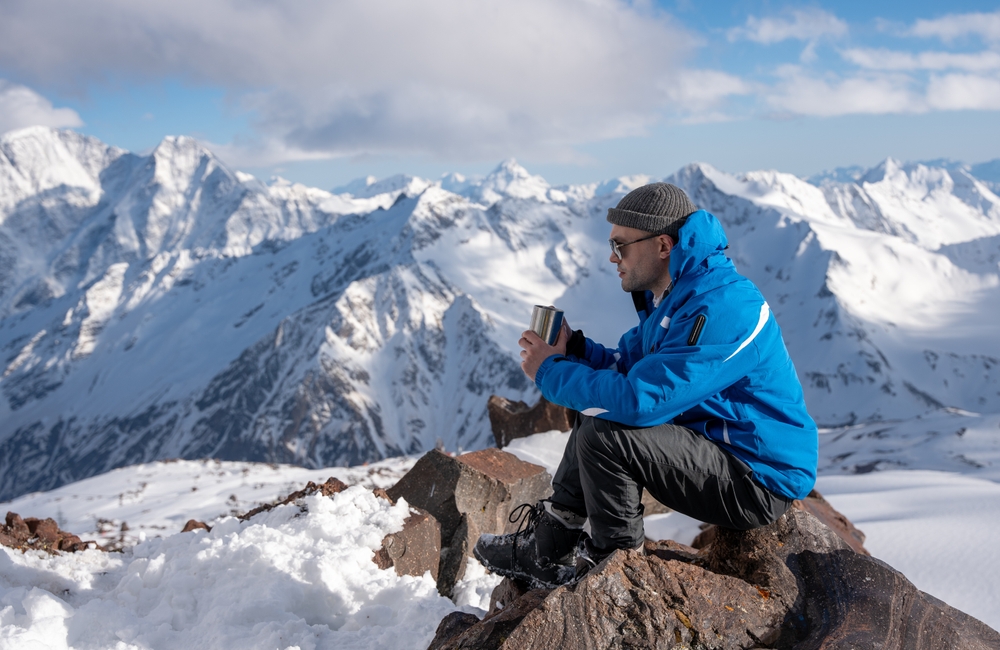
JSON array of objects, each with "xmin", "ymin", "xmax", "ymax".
[
  {"xmin": 926, "ymin": 74, "xmax": 1000, "ymax": 110},
  {"xmin": 728, "ymin": 9, "xmax": 847, "ymax": 45},
  {"xmin": 664, "ymin": 70, "xmax": 753, "ymax": 112},
  {"xmin": 764, "ymin": 66, "xmax": 1000, "ymax": 116},
  {"xmin": 841, "ymin": 48, "xmax": 1000, "ymax": 72},
  {"xmin": 910, "ymin": 11, "xmax": 1000, "ymax": 43},
  {"xmin": 0, "ymin": 0, "xmax": 704, "ymax": 165},
  {"xmin": 766, "ymin": 69, "xmax": 919, "ymax": 117},
  {"xmin": 0, "ymin": 80, "xmax": 83, "ymax": 134}
]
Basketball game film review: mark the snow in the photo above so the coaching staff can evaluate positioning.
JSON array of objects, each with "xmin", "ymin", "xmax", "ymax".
[
  {"xmin": 2, "ymin": 458, "xmax": 417, "ymax": 549},
  {"xmin": 3, "ymin": 418, "xmax": 1000, "ymax": 646},
  {"xmin": 1, "ymin": 487, "xmax": 460, "ymax": 650}
]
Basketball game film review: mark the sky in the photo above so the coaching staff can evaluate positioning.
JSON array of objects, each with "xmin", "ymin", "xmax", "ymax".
[{"xmin": 1, "ymin": 1, "xmax": 1000, "ymax": 188}]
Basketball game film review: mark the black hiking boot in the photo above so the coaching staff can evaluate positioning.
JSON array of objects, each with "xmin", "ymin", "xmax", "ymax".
[
  {"xmin": 473, "ymin": 501, "xmax": 586, "ymax": 589},
  {"xmin": 574, "ymin": 537, "xmax": 645, "ymax": 582}
]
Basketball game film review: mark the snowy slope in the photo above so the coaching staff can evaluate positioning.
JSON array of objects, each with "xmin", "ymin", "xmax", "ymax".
[
  {"xmin": 2, "ymin": 126, "xmax": 999, "ymax": 501},
  {"xmin": 3, "ymin": 423, "xmax": 1000, "ymax": 645},
  {"xmin": 1, "ymin": 487, "xmax": 467, "ymax": 650}
]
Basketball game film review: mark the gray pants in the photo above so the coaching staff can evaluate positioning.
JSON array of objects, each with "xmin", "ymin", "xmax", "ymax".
[{"xmin": 551, "ymin": 415, "xmax": 792, "ymax": 552}]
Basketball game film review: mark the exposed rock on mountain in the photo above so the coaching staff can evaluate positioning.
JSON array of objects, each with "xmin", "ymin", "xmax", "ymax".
[
  {"xmin": 429, "ymin": 509, "xmax": 1000, "ymax": 649},
  {"xmin": 0, "ymin": 511, "xmax": 93, "ymax": 553}
]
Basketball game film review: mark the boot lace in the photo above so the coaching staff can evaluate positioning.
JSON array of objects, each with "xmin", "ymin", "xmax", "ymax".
[{"xmin": 507, "ymin": 502, "xmax": 542, "ymax": 568}]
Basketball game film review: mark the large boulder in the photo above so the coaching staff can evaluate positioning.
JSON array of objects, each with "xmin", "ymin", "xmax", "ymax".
[
  {"xmin": 429, "ymin": 509, "xmax": 1000, "ymax": 649},
  {"xmin": 387, "ymin": 448, "xmax": 552, "ymax": 596},
  {"xmin": 487, "ymin": 395, "xmax": 575, "ymax": 448}
]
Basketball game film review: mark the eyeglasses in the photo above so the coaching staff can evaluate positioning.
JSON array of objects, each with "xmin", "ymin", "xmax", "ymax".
[{"xmin": 609, "ymin": 233, "xmax": 660, "ymax": 259}]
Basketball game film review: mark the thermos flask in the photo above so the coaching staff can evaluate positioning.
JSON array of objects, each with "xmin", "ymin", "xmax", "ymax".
[{"xmin": 529, "ymin": 305, "xmax": 564, "ymax": 345}]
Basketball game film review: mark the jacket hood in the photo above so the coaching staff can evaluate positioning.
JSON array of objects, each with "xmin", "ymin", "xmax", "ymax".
[{"xmin": 669, "ymin": 210, "xmax": 729, "ymax": 282}]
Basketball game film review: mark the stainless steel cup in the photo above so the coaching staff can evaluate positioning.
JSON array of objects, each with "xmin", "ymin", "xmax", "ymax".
[{"xmin": 529, "ymin": 305, "xmax": 564, "ymax": 345}]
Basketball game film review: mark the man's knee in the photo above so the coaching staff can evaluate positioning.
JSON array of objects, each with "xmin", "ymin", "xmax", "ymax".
[{"xmin": 576, "ymin": 416, "xmax": 619, "ymax": 457}]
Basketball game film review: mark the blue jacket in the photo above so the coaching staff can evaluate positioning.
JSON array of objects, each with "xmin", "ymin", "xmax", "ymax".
[{"xmin": 535, "ymin": 210, "xmax": 818, "ymax": 500}]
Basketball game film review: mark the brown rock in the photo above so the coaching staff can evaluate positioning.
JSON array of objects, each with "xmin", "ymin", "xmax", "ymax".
[
  {"xmin": 387, "ymin": 448, "xmax": 552, "ymax": 596},
  {"xmin": 238, "ymin": 476, "xmax": 349, "ymax": 521},
  {"xmin": 373, "ymin": 506, "xmax": 441, "ymax": 581},
  {"xmin": 487, "ymin": 577, "xmax": 529, "ymax": 617},
  {"xmin": 1, "ymin": 511, "xmax": 96, "ymax": 554},
  {"xmin": 691, "ymin": 523, "xmax": 717, "ymax": 550},
  {"xmin": 430, "ymin": 509, "xmax": 1000, "ymax": 649},
  {"xmin": 427, "ymin": 612, "xmax": 481, "ymax": 650},
  {"xmin": 6, "ymin": 512, "xmax": 29, "ymax": 537},
  {"xmin": 181, "ymin": 519, "xmax": 211, "ymax": 533},
  {"xmin": 487, "ymin": 395, "xmax": 575, "ymax": 448},
  {"xmin": 692, "ymin": 489, "xmax": 869, "ymax": 555},
  {"xmin": 640, "ymin": 488, "xmax": 671, "ymax": 515},
  {"xmin": 792, "ymin": 488, "xmax": 869, "ymax": 554},
  {"xmin": 56, "ymin": 534, "xmax": 91, "ymax": 552},
  {"xmin": 25, "ymin": 517, "xmax": 61, "ymax": 544},
  {"xmin": 431, "ymin": 588, "xmax": 551, "ymax": 650}
]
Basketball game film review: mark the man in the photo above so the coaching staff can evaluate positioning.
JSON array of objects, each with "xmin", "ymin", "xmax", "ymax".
[{"xmin": 474, "ymin": 182, "xmax": 818, "ymax": 588}]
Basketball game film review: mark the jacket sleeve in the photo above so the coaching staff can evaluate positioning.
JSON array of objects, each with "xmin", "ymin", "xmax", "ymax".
[
  {"xmin": 534, "ymin": 298, "xmax": 771, "ymax": 427},
  {"xmin": 573, "ymin": 325, "xmax": 644, "ymax": 372}
]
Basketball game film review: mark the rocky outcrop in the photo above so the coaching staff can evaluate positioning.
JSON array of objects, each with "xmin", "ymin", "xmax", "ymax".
[
  {"xmin": 372, "ymin": 506, "xmax": 442, "ymax": 581},
  {"xmin": 387, "ymin": 448, "xmax": 553, "ymax": 596},
  {"xmin": 429, "ymin": 509, "xmax": 1000, "ymax": 649},
  {"xmin": 0, "ymin": 512, "xmax": 94, "ymax": 553},
  {"xmin": 692, "ymin": 489, "xmax": 868, "ymax": 555},
  {"xmin": 238, "ymin": 476, "xmax": 351, "ymax": 520},
  {"xmin": 487, "ymin": 395, "xmax": 576, "ymax": 448}
]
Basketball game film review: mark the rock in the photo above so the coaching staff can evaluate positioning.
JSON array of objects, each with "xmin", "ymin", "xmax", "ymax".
[
  {"xmin": 791, "ymin": 488, "xmax": 868, "ymax": 554},
  {"xmin": 238, "ymin": 476, "xmax": 349, "ymax": 521},
  {"xmin": 427, "ymin": 612, "xmax": 481, "ymax": 650},
  {"xmin": 692, "ymin": 489, "xmax": 868, "ymax": 555},
  {"xmin": 430, "ymin": 588, "xmax": 551, "ymax": 650},
  {"xmin": 487, "ymin": 577, "xmax": 529, "ymax": 616},
  {"xmin": 487, "ymin": 395, "xmax": 575, "ymax": 448},
  {"xmin": 387, "ymin": 448, "xmax": 552, "ymax": 596},
  {"xmin": 640, "ymin": 488, "xmax": 671, "ymax": 515},
  {"xmin": 372, "ymin": 505, "xmax": 441, "ymax": 581},
  {"xmin": 431, "ymin": 509, "xmax": 1000, "ymax": 649},
  {"xmin": 2, "ymin": 511, "xmax": 94, "ymax": 554},
  {"xmin": 181, "ymin": 519, "xmax": 211, "ymax": 533}
]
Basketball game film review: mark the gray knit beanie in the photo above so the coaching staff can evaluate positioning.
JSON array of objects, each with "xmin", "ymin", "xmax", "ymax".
[{"xmin": 606, "ymin": 183, "xmax": 698, "ymax": 239}]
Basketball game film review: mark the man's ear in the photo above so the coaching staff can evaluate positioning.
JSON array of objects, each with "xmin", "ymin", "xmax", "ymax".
[{"xmin": 659, "ymin": 235, "xmax": 673, "ymax": 259}]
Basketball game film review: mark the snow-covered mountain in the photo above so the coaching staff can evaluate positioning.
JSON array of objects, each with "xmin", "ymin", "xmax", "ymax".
[{"xmin": 2, "ymin": 126, "xmax": 999, "ymax": 501}]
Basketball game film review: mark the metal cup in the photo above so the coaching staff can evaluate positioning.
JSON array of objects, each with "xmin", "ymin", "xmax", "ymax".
[{"xmin": 529, "ymin": 305, "xmax": 564, "ymax": 345}]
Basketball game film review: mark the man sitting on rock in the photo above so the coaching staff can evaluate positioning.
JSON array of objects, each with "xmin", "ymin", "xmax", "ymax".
[{"xmin": 474, "ymin": 182, "xmax": 819, "ymax": 588}]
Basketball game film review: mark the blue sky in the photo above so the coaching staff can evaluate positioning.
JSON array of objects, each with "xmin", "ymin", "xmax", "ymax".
[{"xmin": 1, "ymin": 1, "xmax": 999, "ymax": 188}]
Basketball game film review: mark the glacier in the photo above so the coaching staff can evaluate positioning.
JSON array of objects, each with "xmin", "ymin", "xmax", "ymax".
[{"xmin": 1, "ymin": 126, "xmax": 999, "ymax": 501}]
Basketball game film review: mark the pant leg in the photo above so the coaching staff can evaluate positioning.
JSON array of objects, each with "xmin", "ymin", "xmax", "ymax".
[
  {"xmin": 548, "ymin": 414, "xmax": 588, "ymax": 517},
  {"xmin": 575, "ymin": 416, "xmax": 792, "ymax": 552}
]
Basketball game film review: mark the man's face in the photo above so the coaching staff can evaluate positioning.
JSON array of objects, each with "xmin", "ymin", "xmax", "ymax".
[{"xmin": 609, "ymin": 224, "xmax": 672, "ymax": 293}]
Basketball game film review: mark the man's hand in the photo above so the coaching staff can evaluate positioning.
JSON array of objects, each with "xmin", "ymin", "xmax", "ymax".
[{"xmin": 519, "ymin": 325, "xmax": 569, "ymax": 382}]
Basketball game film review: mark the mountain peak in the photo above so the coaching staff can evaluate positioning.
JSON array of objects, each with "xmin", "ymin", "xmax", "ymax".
[
  {"xmin": 475, "ymin": 159, "xmax": 550, "ymax": 204},
  {"xmin": 860, "ymin": 157, "xmax": 903, "ymax": 184},
  {"xmin": 331, "ymin": 173, "xmax": 432, "ymax": 199}
]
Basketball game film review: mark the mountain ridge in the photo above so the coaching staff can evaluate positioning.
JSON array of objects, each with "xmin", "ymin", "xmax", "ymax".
[{"xmin": 1, "ymin": 126, "xmax": 997, "ymax": 500}]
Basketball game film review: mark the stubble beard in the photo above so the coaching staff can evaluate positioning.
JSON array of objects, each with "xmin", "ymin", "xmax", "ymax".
[{"xmin": 619, "ymin": 257, "xmax": 660, "ymax": 293}]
